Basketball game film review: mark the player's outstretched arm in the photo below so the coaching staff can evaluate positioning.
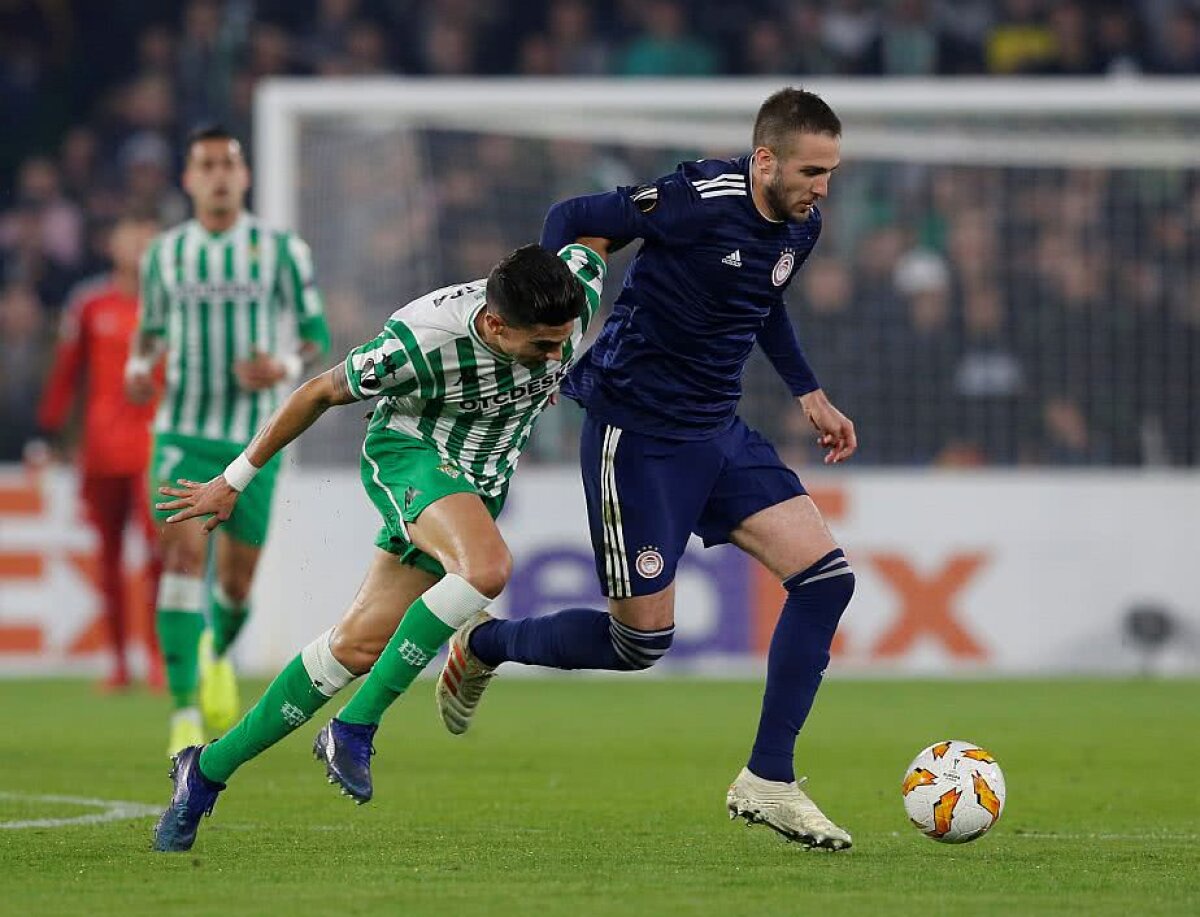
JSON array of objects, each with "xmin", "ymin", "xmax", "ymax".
[
  {"xmin": 799, "ymin": 389, "xmax": 857, "ymax": 465},
  {"xmin": 156, "ymin": 367, "xmax": 358, "ymax": 531}
]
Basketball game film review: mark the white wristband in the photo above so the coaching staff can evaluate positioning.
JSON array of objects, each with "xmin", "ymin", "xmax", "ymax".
[
  {"xmin": 223, "ymin": 453, "xmax": 260, "ymax": 492},
  {"xmin": 280, "ymin": 352, "xmax": 304, "ymax": 383},
  {"xmin": 124, "ymin": 353, "xmax": 153, "ymax": 380}
]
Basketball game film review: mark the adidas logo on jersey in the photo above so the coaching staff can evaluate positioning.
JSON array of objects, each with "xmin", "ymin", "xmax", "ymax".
[{"xmin": 722, "ymin": 250, "xmax": 743, "ymax": 267}]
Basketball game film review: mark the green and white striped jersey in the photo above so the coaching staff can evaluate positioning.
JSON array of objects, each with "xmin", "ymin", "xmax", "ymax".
[
  {"xmin": 345, "ymin": 244, "xmax": 605, "ymax": 498},
  {"xmin": 139, "ymin": 212, "xmax": 330, "ymax": 445}
]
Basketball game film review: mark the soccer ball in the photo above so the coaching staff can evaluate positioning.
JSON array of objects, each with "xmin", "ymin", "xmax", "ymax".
[{"xmin": 901, "ymin": 740, "xmax": 1006, "ymax": 843}]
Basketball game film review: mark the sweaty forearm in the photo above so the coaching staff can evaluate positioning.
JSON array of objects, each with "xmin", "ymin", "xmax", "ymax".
[{"xmin": 243, "ymin": 370, "xmax": 354, "ymax": 468}]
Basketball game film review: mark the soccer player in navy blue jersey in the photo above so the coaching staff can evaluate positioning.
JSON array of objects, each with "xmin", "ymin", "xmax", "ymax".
[{"xmin": 437, "ymin": 88, "xmax": 857, "ymax": 850}]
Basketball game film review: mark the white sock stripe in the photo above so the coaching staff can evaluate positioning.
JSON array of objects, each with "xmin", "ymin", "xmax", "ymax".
[
  {"xmin": 612, "ymin": 641, "xmax": 670, "ymax": 663},
  {"xmin": 300, "ymin": 628, "xmax": 355, "ymax": 697},
  {"xmin": 158, "ymin": 574, "xmax": 205, "ymax": 611},
  {"xmin": 796, "ymin": 566, "xmax": 855, "ymax": 587},
  {"xmin": 609, "ymin": 628, "xmax": 671, "ymax": 656},
  {"xmin": 422, "ymin": 574, "xmax": 492, "ymax": 629},
  {"xmin": 611, "ymin": 640, "xmax": 641, "ymax": 668},
  {"xmin": 609, "ymin": 618, "xmax": 676, "ymax": 639},
  {"xmin": 817, "ymin": 553, "xmax": 847, "ymax": 572}
]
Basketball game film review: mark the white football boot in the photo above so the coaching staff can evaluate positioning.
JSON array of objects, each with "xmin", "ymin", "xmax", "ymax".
[
  {"xmin": 435, "ymin": 611, "xmax": 497, "ymax": 735},
  {"xmin": 726, "ymin": 766, "xmax": 853, "ymax": 851}
]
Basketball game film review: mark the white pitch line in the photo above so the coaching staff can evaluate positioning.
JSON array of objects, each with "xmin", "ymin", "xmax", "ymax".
[
  {"xmin": 0, "ymin": 792, "xmax": 160, "ymax": 829},
  {"xmin": 1009, "ymin": 832, "xmax": 1200, "ymax": 842}
]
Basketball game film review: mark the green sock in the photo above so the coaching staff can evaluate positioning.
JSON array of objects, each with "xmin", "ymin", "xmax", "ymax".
[
  {"xmin": 199, "ymin": 628, "xmax": 355, "ymax": 783},
  {"xmin": 157, "ymin": 574, "xmax": 207, "ymax": 709},
  {"xmin": 210, "ymin": 586, "xmax": 249, "ymax": 657},
  {"xmin": 338, "ymin": 597, "xmax": 457, "ymax": 726},
  {"xmin": 158, "ymin": 610, "xmax": 205, "ymax": 709}
]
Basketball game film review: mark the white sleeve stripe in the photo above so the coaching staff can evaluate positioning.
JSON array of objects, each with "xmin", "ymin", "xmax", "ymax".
[
  {"xmin": 698, "ymin": 189, "xmax": 748, "ymax": 199},
  {"xmin": 692, "ymin": 173, "xmax": 744, "ymax": 188},
  {"xmin": 693, "ymin": 180, "xmax": 745, "ymax": 191}
]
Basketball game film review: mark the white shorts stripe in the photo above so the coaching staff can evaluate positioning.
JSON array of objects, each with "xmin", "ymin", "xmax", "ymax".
[
  {"xmin": 600, "ymin": 425, "xmax": 630, "ymax": 597},
  {"xmin": 362, "ymin": 434, "xmax": 409, "ymax": 539}
]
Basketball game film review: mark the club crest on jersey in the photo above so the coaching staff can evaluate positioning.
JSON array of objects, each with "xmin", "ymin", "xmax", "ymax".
[
  {"xmin": 635, "ymin": 546, "xmax": 665, "ymax": 579},
  {"xmin": 772, "ymin": 249, "xmax": 796, "ymax": 287},
  {"xmin": 630, "ymin": 185, "xmax": 659, "ymax": 213},
  {"xmin": 437, "ymin": 463, "xmax": 462, "ymax": 479}
]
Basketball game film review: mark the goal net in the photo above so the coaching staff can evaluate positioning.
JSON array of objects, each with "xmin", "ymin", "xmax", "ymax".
[{"xmin": 255, "ymin": 78, "xmax": 1200, "ymax": 468}]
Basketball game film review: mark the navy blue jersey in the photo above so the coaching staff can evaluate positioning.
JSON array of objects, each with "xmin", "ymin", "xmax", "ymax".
[{"xmin": 542, "ymin": 155, "xmax": 821, "ymax": 439}]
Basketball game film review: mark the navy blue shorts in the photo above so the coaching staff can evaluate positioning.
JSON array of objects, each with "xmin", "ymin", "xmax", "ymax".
[{"xmin": 579, "ymin": 414, "xmax": 807, "ymax": 598}]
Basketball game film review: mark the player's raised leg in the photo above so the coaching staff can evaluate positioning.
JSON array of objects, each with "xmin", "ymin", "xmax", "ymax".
[
  {"xmin": 324, "ymin": 492, "xmax": 508, "ymax": 801},
  {"xmin": 439, "ymin": 420, "xmax": 706, "ymax": 733},
  {"xmin": 152, "ymin": 549, "xmax": 437, "ymax": 852},
  {"xmin": 726, "ymin": 493, "xmax": 854, "ymax": 850}
]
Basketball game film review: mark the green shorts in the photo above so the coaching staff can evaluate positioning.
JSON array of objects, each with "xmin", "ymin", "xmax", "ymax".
[
  {"xmin": 150, "ymin": 432, "xmax": 281, "ymax": 547},
  {"xmin": 360, "ymin": 421, "xmax": 506, "ymax": 577}
]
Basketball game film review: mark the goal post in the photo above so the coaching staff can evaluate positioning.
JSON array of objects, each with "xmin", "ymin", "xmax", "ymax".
[{"xmin": 254, "ymin": 77, "xmax": 1200, "ymax": 468}]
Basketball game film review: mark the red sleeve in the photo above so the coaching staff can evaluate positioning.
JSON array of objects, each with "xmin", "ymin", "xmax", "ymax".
[{"xmin": 37, "ymin": 296, "xmax": 88, "ymax": 432}]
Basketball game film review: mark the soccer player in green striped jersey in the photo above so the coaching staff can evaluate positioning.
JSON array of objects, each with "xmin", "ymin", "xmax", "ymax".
[
  {"xmin": 150, "ymin": 240, "xmax": 606, "ymax": 851},
  {"xmin": 124, "ymin": 126, "xmax": 331, "ymax": 757}
]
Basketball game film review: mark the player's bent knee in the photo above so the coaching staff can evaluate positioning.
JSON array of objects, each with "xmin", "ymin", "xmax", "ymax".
[
  {"xmin": 452, "ymin": 548, "xmax": 512, "ymax": 600},
  {"xmin": 785, "ymin": 548, "xmax": 856, "ymax": 621},
  {"xmin": 609, "ymin": 617, "xmax": 675, "ymax": 671}
]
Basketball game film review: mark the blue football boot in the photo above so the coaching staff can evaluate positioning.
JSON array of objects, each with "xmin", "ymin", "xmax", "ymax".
[
  {"xmin": 152, "ymin": 745, "xmax": 226, "ymax": 852},
  {"xmin": 313, "ymin": 718, "xmax": 377, "ymax": 804}
]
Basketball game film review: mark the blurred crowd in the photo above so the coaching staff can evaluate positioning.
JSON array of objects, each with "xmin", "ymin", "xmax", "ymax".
[{"xmin": 2, "ymin": 0, "xmax": 1198, "ymax": 466}]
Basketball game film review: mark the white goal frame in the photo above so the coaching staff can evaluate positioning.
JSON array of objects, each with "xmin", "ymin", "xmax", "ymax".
[{"xmin": 256, "ymin": 76, "xmax": 1200, "ymax": 231}]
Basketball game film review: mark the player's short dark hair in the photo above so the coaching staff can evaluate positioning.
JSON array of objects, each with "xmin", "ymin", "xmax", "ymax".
[
  {"xmin": 753, "ymin": 88, "xmax": 842, "ymax": 154},
  {"xmin": 486, "ymin": 244, "xmax": 585, "ymax": 328},
  {"xmin": 185, "ymin": 124, "xmax": 242, "ymax": 159}
]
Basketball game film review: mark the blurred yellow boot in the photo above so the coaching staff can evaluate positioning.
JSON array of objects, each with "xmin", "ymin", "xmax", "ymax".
[
  {"xmin": 198, "ymin": 629, "xmax": 240, "ymax": 733},
  {"xmin": 167, "ymin": 708, "xmax": 204, "ymax": 757}
]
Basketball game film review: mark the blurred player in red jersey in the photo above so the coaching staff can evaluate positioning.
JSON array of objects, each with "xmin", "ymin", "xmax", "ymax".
[{"xmin": 37, "ymin": 216, "xmax": 165, "ymax": 691}]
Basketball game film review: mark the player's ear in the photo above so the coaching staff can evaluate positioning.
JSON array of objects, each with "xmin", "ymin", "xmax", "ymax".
[{"xmin": 482, "ymin": 309, "xmax": 504, "ymax": 334}]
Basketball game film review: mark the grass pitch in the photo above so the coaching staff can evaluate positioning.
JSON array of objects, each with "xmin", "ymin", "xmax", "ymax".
[{"xmin": 1, "ymin": 678, "xmax": 1197, "ymax": 916}]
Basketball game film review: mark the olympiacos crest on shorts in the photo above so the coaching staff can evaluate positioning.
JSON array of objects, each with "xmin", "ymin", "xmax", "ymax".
[
  {"xmin": 772, "ymin": 248, "xmax": 796, "ymax": 287},
  {"xmin": 635, "ymin": 547, "xmax": 665, "ymax": 579}
]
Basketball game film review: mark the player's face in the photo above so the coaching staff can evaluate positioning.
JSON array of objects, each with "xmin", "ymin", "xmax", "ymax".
[
  {"xmin": 183, "ymin": 139, "xmax": 250, "ymax": 217},
  {"xmin": 757, "ymin": 132, "xmax": 841, "ymax": 222},
  {"xmin": 488, "ymin": 315, "xmax": 575, "ymax": 367}
]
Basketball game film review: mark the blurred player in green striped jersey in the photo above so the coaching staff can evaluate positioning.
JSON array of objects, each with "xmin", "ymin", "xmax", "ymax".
[
  {"xmin": 124, "ymin": 126, "xmax": 331, "ymax": 756},
  {"xmin": 150, "ymin": 241, "xmax": 605, "ymax": 852}
]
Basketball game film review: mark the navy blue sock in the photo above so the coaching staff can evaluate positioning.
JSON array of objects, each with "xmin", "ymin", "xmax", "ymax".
[
  {"xmin": 748, "ymin": 549, "xmax": 855, "ymax": 784},
  {"xmin": 469, "ymin": 608, "xmax": 674, "ymax": 671}
]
